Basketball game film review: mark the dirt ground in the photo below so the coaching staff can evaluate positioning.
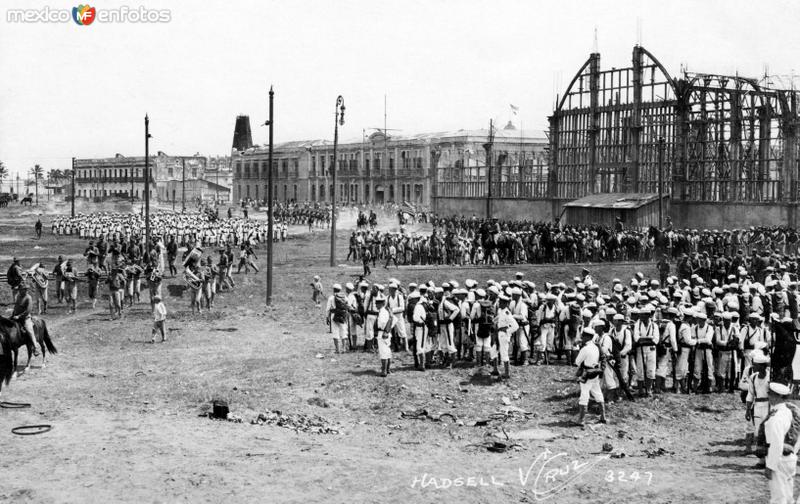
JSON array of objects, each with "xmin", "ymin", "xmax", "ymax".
[{"xmin": 0, "ymin": 203, "xmax": 773, "ymax": 503}]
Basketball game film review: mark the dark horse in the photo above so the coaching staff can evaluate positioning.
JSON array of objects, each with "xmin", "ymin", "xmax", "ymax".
[
  {"xmin": 0, "ymin": 330, "xmax": 13, "ymax": 398},
  {"xmin": 20, "ymin": 195, "xmax": 33, "ymax": 206},
  {"xmin": 648, "ymin": 226, "xmax": 669, "ymax": 260},
  {"xmin": 0, "ymin": 316, "xmax": 57, "ymax": 376}
]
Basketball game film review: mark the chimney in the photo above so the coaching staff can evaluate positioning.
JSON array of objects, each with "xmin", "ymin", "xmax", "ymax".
[{"xmin": 232, "ymin": 115, "xmax": 253, "ymax": 152}]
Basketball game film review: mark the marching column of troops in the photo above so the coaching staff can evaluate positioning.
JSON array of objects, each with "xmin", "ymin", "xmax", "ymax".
[{"xmin": 347, "ymin": 214, "xmax": 800, "ymax": 267}]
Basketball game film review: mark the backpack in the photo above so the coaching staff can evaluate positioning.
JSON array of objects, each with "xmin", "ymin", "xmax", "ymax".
[
  {"xmin": 406, "ymin": 295, "xmax": 420, "ymax": 323},
  {"xmin": 758, "ymin": 402, "xmax": 800, "ymax": 454},
  {"xmin": 332, "ymin": 294, "xmax": 349, "ymax": 324},
  {"xmin": 476, "ymin": 300, "xmax": 496, "ymax": 339}
]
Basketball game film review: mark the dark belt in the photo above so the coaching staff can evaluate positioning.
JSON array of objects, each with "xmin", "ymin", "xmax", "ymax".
[
  {"xmin": 367, "ymin": 311, "xmax": 378, "ymax": 316},
  {"xmin": 755, "ymin": 398, "xmax": 769, "ymax": 402}
]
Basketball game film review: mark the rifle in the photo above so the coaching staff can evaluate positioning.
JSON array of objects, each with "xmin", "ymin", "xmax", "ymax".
[{"xmin": 611, "ymin": 358, "xmax": 635, "ymax": 401}]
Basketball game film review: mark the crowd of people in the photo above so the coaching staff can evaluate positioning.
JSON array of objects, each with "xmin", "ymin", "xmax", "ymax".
[
  {"xmin": 346, "ymin": 215, "xmax": 799, "ymax": 269},
  {"xmin": 50, "ymin": 210, "xmax": 289, "ymax": 247},
  {"xmin": 324, "ymin": 247, "xmax": 800, "ymax": 483}
]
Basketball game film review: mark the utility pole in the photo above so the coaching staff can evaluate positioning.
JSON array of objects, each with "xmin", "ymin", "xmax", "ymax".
[
  {"xmin": 330, "ymin": 95, "xmax": 345, "ymax": 267},
  {"xmin": 182, "ymin": 157, "xmax": 186, "ymax": 213},
  {"xmin": 145, "ymin": 114, "xmax": 152, "ymax": 255},
  {"xmin": 483, "ymin": 119, "xmax": 494, "ymax": 218},
  {"xmin": 71, "ymin": 157, "xmax": 76, "ymax": 217},
  {"xmin": 266, "ymin": 85, "xmax": 274, "ymax": 306},
  {"xmin": 657, "ymin": 136, "xmax": 665, "ymax": 228}
]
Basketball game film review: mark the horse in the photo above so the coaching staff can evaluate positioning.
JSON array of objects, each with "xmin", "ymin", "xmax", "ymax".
[
  {"xmin": 20, "ymin": 195, "xmax": 33, "ymax": 206},
  {"xmin": 648, "ymin": 226, "xmax": 669, "ymax": 260},
  {"xmin": 0, "ymin": 331, "xmax": 14, "ymax": 398},
  {"xmin": 0, "ymin": 316, "xmax": 57, "ymax": 375}
]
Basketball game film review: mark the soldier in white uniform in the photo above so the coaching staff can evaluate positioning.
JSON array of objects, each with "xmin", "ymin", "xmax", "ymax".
[
  {"xmin": 375, "ymin": 295, "xmax": 393, "ymax": 377},
  {"xmin": 745, "ymin": 352, "xmax": 771, "ymax": 455},
  {"xmin": 763, "ymin": 382, "xmax": 800, "ymax": 504},
  {"xmin": 437, "ymin": 285, "xmax": 459, "ymax": 368},
  {"xmin": 575, "ymin": 327, "xmax": 606, "ymax": 426},
  {"xmin": 714, "ymin": 311, "xmax": 738, "ymax": 392},
  {"xmin": 410, "ymin": 291, "xmax": 429, "ymax": 371},
  {"xmin": 655, "ymin": 307, "xmax": 678, "ymax": 393},
  {"xmin": 693, "ymin": 312, "xmax": 715, "ymax": 393},
  {"xmin": 510, "ymin": 287, "xmax": 530, "ymax": 365},
  {"xmin": 633, "ymin": 305, "xmax": 660, "ymax": 396},
  {"xmin": 536, "ymin": 294, "xmax": 559, "ymax": 365},
  {"xmin": 386, "ymin": 282, "xmax": 408, "ymax": 352},
  {"xmin": 496, "ymin": 293, "xmax": 519, "ymax": 380}
]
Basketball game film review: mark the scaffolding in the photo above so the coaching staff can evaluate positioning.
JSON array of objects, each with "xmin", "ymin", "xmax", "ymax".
[{"xmin": 549, "ymin": 45, "xmax": 800, "ymax": 203}]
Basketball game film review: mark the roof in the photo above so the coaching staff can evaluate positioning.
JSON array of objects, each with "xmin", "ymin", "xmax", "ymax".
[
  {"xmin": 564, "ymin": 193, "xmax": 663, "ymax": 210},
  {"xmin": 239, "ymin": 127, "xmax": 548, "ymax": 155}
]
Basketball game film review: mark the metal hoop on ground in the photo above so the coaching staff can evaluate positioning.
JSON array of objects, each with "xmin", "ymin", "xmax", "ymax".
[
  {"xmin": 12, "ymin": 424, "xmax": 52, "ymax": 436},
  {"xmin": 0, "ymin": 401, "xmax": 32, "ymax": 409}
]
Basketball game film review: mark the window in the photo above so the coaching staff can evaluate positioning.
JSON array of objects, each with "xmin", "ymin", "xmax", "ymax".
[
  {"xmin": 365, "ymin": 158, "xmax": 370, "ymax": 177},
  {"xmin": 246, "ymin": 185, "xmax": 250, "ymax": 198},
  {"xmin": 283, "ymin": 184, "xmax": 287, "ymax": 200},
  {"xmin": 320, "ymin": 155, "xmax": 326, "ymax": 176},
  {"xmin": 236, "ymin": 161, "xmax": 242, "ymax": 177},
  {"xmin": 320, "ymin": 184, "xmax": 325, "ymax": 200},
  {"xmin": 255, "ymin": 185, "xmax": 259, "ymax": 199},
  {"xmin": 311, "ymin": 155, "xmax": 316, "ymax": 176},
  {"xmin": 311, "ymin": 185, "xmax": 316, "ymax": 201}
]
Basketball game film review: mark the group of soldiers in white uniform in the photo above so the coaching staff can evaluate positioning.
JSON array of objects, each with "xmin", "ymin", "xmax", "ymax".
[{"xmin": 51, "ymin": 211, "xmax": 286, "ymax": 248}]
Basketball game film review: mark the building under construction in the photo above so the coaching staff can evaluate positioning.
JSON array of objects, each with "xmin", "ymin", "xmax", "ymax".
[{"xmin": 435, "ymin": 45, "xmax": 800, "ymax": 227}]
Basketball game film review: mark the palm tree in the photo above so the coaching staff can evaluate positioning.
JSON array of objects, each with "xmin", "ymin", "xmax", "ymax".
[
  {"xmin": 0, "ymin": 161, "xmax": 7, "ymax": 193},
  {"xmin": 30, "ymin": 164, "xmax": 44, "ymax": 205}
]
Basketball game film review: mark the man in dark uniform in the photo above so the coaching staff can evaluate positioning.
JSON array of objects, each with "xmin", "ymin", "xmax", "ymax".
[
  {"xmin": 11, "ymin": 284, "xmax": 39, "ymax": 356},
  {"xmin": 6, "ymin": 257, "xmax": 24, "ymax": 300}
]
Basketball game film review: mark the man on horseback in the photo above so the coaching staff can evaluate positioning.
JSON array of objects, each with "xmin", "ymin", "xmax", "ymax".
[{"xmin": 11, "ymin": 284, "xmax": 39, "ymax": 357}]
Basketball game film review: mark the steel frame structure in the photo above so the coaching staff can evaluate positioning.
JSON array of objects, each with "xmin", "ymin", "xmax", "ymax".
[{"xmin": 549, "ymin": 45, "xmax": 800, "ymax": 203}]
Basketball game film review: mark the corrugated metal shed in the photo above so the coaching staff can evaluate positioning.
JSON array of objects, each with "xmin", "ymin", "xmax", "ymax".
[
  {"xmin": 563, "ymin": 193, "xmax": 660, "ymax": 209},
  {"xmin": 563, "ymin": 193, "xmax": 667, "ymax": 228}
]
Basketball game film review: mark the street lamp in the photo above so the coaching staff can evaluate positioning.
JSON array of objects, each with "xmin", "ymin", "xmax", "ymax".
[
  {"xmin": 265, "ymin": 85, "xmax": 275, "ymax": 306},
  {"xmin": 330, "ymin": 95, "xmax": 345, "ymax": 267},
  {"xmin": 144, "ymin": 114, "xmax": 152, "ymax": 255}
]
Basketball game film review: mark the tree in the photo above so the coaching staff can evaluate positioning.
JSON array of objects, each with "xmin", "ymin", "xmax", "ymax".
[
  {"xmin": 30, "ymin": 164, "xmax": 44, "ymax": 205},
  {"xmin": 0, "ymin": 161, "xmax": 7, "ymax": 192}
]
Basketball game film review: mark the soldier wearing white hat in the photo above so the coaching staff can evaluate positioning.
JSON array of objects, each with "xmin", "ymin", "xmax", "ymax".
[
  {"xmin": 574, "ymin": 327, "xmax": 606, "ymax": 426},
  {"xmin": 496, "ymin": 293, "xmax": 519, "ymax": 380},
  {"xmin": 762, "ymin": 382, "xmax": 800, "ymax": 503},
  {"xmin": 386, "ymin": 282, "xmax": 408, "ymax": 352},
  {"xmin": 633, "ymin": 305, "xmax": 660, "ymax": 396},
  {"xmin": 714, "ymin": 311, "xmax": 738, "ymax": 392},
  {"xmin": 375, "ymin": 295, "xmax": 393, "ymax": 377},
  {"xmin": 536, "ymin": 294, "xmax": 559, "ymax": 365},
  {"xmin": 745, "ymin": 351, "xmax": 771, "ymax": 455},
  {"xmin": 655, "ymin": 307, "xmax": 679, "ymax": 393},
  {"xmin": 510, "ymin": 287, "xmax": 531, "ymax": 365},
  {"xmin": 325, "ymin": 284, "xmax": 349, "ymax": 354},
  {"xmin": 692, "ymin": 311, "xmax": 715, "ymax": 393},
  {"xmin": 740, "ymin": 313, "xmax": 765, "ymax": 371},
  {"xmin": 410, "ymin": 290, "xmax": 429, "ymax": 371}
]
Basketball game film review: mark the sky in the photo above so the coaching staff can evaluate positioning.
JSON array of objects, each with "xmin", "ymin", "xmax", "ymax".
[{"xmin": 1, "ymin": 0, "xmax": 799, "ymax": 178}]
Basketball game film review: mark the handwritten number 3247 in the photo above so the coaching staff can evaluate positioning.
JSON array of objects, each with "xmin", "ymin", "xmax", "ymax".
[{"xmin": 605, "ymin": 471, "xmax": 653, "ymax": 485}]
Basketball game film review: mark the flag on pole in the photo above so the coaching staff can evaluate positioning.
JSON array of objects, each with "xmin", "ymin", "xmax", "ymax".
[{"xmin": 510, "ymin": 104, "xmax": 519, "ymax": 115}]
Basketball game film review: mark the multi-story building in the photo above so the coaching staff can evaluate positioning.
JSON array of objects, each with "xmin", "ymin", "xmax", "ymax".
[
  {"xmin": 74, "ymin": 152, "xmax": 231, "ymax": 202},
  {"xmin": 231, "ymin": 122, "xmax": 548, "ymax": 206}
]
